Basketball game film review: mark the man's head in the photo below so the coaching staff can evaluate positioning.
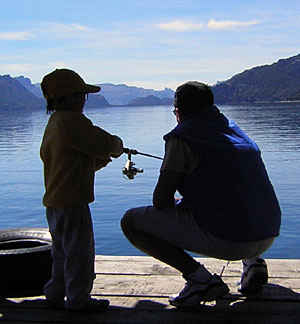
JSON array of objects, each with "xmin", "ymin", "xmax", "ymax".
[
  {"xmin": 41, "ymin": 68, "xmax": 100, "ymax": 113},
  {"xmin": 174, "ymin": 81, "xmax": 214, "ymax": 117}
]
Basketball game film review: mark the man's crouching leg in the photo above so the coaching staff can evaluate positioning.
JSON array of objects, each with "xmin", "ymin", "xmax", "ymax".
[
  {"xmin": 121, "ymin": 207, "xmax": 199, "ymax": 274},
  {"xmin": 121, "ymin": 207, "xmax": 229, "ymax": 307}
]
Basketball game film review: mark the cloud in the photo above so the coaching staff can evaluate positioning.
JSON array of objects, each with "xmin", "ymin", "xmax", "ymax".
[
  {"xmin": 37, "ymin": 22, "xmax": 92, "ymax": 39},
  {"xmin": 46, "ymin": 23, "xmax": 90, "ymax": 33},
  {"xmin": 157, "ymin": 19, "xmax": 204, "ymax": 32},
  {"xmin": 0, "ymin": 32, "xmax": 33, "ymax": 40},
  {"xmin": 2, "ymin": 64, "xmax": 34, "ymax": 73},
  {"xmin": 207, "ymin": 19, "xmax": 261, "ymax": 30},
  {"xmin": 157, "ymin": 18, "xmax": 261, "ymax": 32}
]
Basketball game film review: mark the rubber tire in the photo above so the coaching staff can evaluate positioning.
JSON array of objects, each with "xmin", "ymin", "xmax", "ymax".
[{"xmin": 0, "ymin": 228, "xmax": 52, "ymax": 297}]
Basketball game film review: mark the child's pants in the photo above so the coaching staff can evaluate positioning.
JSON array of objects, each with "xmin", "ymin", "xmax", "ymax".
[{"xmin": 44, "ymin": 205, "xmax": 95, "ymax": 310}]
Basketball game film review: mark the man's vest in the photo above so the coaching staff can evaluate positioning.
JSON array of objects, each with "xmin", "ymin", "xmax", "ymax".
[{"xmin": 163, "ymin": 105, "xmax": 281, "ymax": 242}]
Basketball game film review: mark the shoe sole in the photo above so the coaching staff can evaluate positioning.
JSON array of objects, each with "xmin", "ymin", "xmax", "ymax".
[{"xmin": 169, "ymin": 284, "xmax": 229, "ymax": 307}]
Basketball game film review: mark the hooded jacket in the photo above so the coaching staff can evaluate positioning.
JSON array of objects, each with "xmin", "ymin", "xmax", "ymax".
[{"xmin": 163, "ymin": 105, "xmax": 281, "ymax": 242}]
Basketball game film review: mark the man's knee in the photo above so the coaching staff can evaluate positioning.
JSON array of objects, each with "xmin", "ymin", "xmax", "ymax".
[{"xmin": 120, "ymin": 209, "xmax": 136, "ymax": 236}]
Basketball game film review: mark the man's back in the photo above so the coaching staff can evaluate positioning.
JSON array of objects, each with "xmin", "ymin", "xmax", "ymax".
[{"xmin": 163, "ymin": 106, "xmax": 281, "ymax": 242}]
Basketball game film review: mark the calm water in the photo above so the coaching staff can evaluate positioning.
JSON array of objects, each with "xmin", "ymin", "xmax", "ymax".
[{"xmin": 0, "ymin": 103, "xmax": 299, "ymax": 258}]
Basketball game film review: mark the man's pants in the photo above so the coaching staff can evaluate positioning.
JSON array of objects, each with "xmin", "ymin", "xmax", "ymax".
[
  {"xmin": 121, "ymin": 206, "xmax": 274, "ymax": 276},
  {"xmin": 44, "ymin": 205, "xmax": 95, "ymax": 310}
]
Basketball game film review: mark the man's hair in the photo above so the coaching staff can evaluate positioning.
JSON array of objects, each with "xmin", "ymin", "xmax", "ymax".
[{"xmin": 174, "ymin": 81, "xmax": 214, "ymax": 116}]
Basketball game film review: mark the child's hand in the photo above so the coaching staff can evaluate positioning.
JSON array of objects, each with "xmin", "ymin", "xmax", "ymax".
[{"xmin": 95, "ymin": 158, "xmax": 112, "ymax": 171}]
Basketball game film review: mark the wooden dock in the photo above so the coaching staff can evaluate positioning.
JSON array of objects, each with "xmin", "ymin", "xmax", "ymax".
[{"xmin": 1, "ymin": 256, "xmax": 300, "ymax": 323}]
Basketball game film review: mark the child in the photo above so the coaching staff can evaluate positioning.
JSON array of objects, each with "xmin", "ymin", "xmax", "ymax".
[{"xmin": 40, "ymin": 68, "xmax": 123, "ymax": 313}]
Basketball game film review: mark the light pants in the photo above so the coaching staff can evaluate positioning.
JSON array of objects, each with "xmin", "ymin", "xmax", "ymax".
[
  {"xmin": 121, "ymin": 206, "xmax": 274, "ymax": 279},
  {"xmin": 44, "ymin": 205, "xmax": 95, "ymax": 310}
]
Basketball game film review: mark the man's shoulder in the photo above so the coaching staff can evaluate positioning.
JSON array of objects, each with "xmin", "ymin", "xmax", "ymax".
[
  {"xmin": 166, "ymin": 137, "xmax": 193, "ymax": 154},
  {"xmin": 162, "ymin": 137, "xmax": 197, "ymax": 174}
]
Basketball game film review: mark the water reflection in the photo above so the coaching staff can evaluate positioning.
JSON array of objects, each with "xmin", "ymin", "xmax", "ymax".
[{"xmin": 220, "ymin": 103, "xmax": 300, "ymax": 144}]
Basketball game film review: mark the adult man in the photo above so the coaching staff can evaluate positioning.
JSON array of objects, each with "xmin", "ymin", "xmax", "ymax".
[
  {"xmin": 121, "ymin": 81, "xmax": 281, "ymax": 307},
  {"xmin": 40, "ymin": 68, "xmax": 123, "ymax": 312}
]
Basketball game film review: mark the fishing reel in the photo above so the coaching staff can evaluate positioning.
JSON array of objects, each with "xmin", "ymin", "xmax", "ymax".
[{"xmin": 122, "ymin": 148, "xmax": 144, "ymax": 180}]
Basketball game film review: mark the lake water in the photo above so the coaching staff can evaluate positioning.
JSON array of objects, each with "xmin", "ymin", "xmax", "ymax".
[{"xmin": 0, "ymin": 103, "xmax": 299, "ymax": 259}]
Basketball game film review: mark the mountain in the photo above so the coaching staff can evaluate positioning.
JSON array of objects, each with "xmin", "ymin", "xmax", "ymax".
[
  {"xmin": 2, "ymin": 53, "xmax": 300, "ymax": 111},
  {"xmin": 0, "ymin": 74, "xmax": 43, "ymax": 110},
  {"xmin": 84, "ymin": 93, "xmax": 111, "ymax": 108},
  {"xmin": 9, "ymin": 77, "xmax": 175, "ymax": 107},
  {"xmin": 127, "ymin": 95, "xmax": 173, "ymax": 107},
  {"xmin": 15, "ymin": 76, "xmax": 43, "ymax": 98},
  {"xmin": 98, "ymin": 83, "xmax": 174, "ymax": 105},
  {"xmin": 14, "ymin": 76, "xmax": 111, "ymax": 108},
  {"xmin": 213, "ymin": 54, "xmax": 300, "ymax": 103}
]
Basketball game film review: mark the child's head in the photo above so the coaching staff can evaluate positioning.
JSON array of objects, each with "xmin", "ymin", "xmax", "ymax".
[{"xmin": 41, "ymin": 68, "xmax": 100, "ymax": 114}]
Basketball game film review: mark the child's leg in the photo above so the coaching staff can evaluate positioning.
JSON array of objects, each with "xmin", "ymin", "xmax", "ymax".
[
  {"xmin": 44, "ymin": 208, "xmax": 66, "ymax": 302},
  {"xmin": 45, "ymin": 205, "xmax": 95, "ymax": 310},
  {"xmin": 62, "ymin": 205, "xmax": 95, "ymax": 310}
]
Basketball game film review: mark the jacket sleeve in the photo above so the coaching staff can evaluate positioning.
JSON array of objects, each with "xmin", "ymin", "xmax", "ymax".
[
  {"xmin": 153, "ymin": 170, "xmax": 183, "ymax": 209},
  {"xmin": 62, "ymin": 112, "xmax": 123, "ymax": 160}
]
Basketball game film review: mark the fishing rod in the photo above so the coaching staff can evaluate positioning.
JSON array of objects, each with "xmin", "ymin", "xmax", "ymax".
[
  {"xmin": 122, "ymin": 147, "xmax": 163, "ymax": 180},
  {"xmin": 123, "ymin": 148, "xmax": 163, "ymax": 160}
]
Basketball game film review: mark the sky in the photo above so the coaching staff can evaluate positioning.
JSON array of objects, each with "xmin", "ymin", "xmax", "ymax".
[{"xmin": 0, "ymin": 0, "xmax": 300, "ymax": 90}]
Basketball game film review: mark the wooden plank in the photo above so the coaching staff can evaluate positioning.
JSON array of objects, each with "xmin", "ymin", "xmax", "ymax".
[
  {"xmin": 92, "ymin": 274, "xmax": 185, "ymax": 296},
  {"xmin": 1, "ymin": 297, "xmax": 300, "ymax": 324},
  {"xmin": 96, "ymin": 256, "xmax": 300, "ymax": 279},
  {"xmin": 1, "ymin": 257, "xmax": 300, "ymax": 324},
  {"xmin": 92, "ymin": 273, "xmax": 300, "ymax": 301},
  {"xmin": 222, "ymin": 259, "xmax": 300, "ymax": 278},
  {"xmin": 95, "ymin": 256, "xmax": 227, "ymax": 275}
]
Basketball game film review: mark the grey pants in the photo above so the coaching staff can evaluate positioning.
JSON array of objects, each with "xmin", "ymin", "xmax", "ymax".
[
  {"xmin": 122, "ymin": 205, "xmax": 274, "ymax": 262},
  {"xmin": 44, "ymin": 205, "xmax": 95, "ymax": 310}
]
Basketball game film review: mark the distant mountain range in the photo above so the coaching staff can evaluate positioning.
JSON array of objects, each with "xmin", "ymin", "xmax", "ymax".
[
  {"xmin": 97, "ymin": 83, "xmax": 174, "ymax": 106},
  {"xmin": 1, "ymin": 76, "xmax": 174, "ymax": 110},
  {"xmin": 0, "ymin": 75, "xmax": 42, "ymax": 110},
  {"xmin": 1, "ymin": 53, "xmax": 300, "ymax": 111},
  {"xmin": 212, "ymin": 53, "xmax": 300, "ymax": 103}
]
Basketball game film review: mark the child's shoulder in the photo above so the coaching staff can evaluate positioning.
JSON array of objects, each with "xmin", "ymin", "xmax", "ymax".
[{"xmin": 56, "ymin": 110, "xmax": 93, "ymax": 127}]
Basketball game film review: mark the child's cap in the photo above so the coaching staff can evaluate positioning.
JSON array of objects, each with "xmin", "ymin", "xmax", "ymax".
[{"xmin": 41, "ymin": 68, "xmax": 100, "ymax": 99}]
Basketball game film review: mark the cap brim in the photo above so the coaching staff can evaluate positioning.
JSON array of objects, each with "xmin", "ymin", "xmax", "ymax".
[{"xmin": 84, "ymin": 84, "xmax": 101, "ymax": 94}]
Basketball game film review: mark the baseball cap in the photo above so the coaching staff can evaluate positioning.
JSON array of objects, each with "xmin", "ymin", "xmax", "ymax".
[{"xmin": 41, "ymin": 68, "xmax": 100, "ymax": 99}]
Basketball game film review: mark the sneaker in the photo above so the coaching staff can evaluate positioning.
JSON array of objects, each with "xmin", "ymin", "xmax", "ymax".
[
  {"xmin": 67, "ymin": 298, "xmax": 110, "ymax": 314},
  {"xmin": 238, "ymin": 258, "xmax": 268, "ymax": 294},
  {"xmin": 169, "ymin": 274, "xmax": 229, "ymax": 307}
]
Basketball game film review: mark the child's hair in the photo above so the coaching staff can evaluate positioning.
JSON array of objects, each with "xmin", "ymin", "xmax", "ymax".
[
  {"xmin": 46, "ymin": 91, "xmax": 84, "ymax": 114},
  {"xmin": 46, "ymin": 97, "xmax": 66, "ymax": 114},
  {"xmin": 46, "ymin": 98, "xmax": 55, "ymax": 114}
]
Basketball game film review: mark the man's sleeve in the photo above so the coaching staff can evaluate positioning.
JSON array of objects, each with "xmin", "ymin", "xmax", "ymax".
[
  {"xmin": 152, "ymin": 137, "xmax": 198, "ymax": 209},
  {"xmin": 160, "ymin": 137, "xmax": 198, "ymax": 174}
]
